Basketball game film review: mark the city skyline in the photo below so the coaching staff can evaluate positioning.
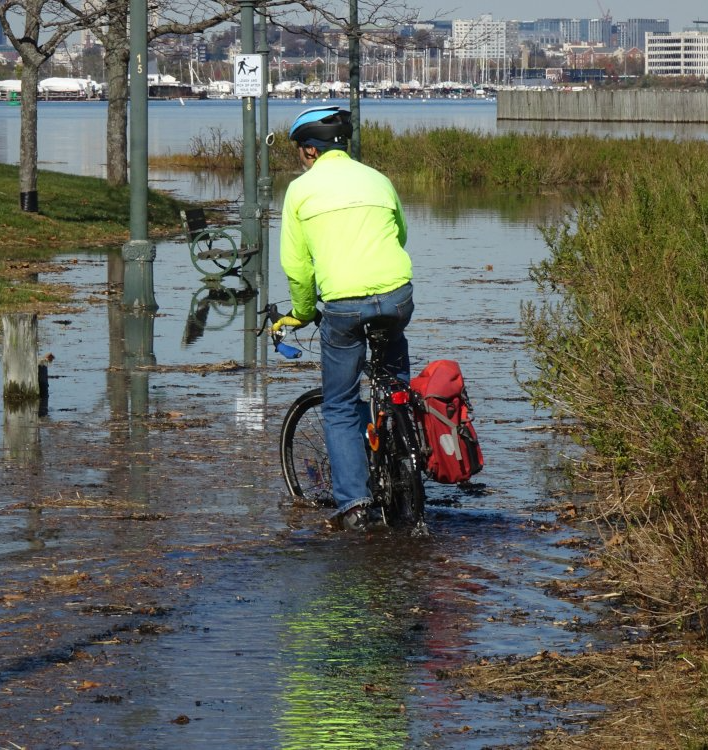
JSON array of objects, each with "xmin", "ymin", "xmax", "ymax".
[{"xmin": 413, "ymin": 1, "xmax": 704, "ymax": 31}]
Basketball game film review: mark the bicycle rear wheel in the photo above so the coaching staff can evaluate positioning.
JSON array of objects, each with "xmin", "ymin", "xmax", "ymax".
[
  {"xmin": 280, "ymin": 387, "xmax": 334, "ymax": 506},
  {"xmin": 382, "ymin": 407, "xmax": 427, "ymax": 534}
]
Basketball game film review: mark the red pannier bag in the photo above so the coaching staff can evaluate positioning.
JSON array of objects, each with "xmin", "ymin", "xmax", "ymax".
[{"xmin": 411, "ymin": 360, "xmax": 484, "ymax": 484}]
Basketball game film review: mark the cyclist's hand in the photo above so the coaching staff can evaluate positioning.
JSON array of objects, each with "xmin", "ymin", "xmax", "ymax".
[{"xmin": 271, "ymin": 315, "xmax": 306, "ymax": 334}]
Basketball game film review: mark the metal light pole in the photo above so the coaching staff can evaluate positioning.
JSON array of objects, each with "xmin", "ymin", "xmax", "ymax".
[
  {"xmin": 239, "ymin": 0, "xmax": 261, "ymax": 366},
  {"xmin": 123, "ymin": 0, "xmax": 157, "ymax": 310}
]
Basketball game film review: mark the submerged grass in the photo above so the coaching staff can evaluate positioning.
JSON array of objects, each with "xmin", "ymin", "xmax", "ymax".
[{"xmin": 8, "ymin": 135, "xmax": 708, "ymax": 642}]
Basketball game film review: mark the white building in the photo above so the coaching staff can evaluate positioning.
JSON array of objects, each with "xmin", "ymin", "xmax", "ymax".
[
  {"xmin": 646, "ymin": 31, "xmax": 708, "ymax": 77},
  {"xmin": 452, "ymin": 14, "xmax": 507, "ymax": 60}
]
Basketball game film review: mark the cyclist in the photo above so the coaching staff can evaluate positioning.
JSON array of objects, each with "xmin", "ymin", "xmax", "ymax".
[{"xmin": 275, "ymin": 105, "xmax": 414, "ymax": 532}]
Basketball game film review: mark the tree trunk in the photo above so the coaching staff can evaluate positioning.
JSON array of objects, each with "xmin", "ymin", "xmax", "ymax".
[
  {"xmin": 2, "ymin": 313, "xmax": 39, "ymax": 402},
  {"xmin": 19, "ymin": 63, "xmax": 39, "ymax": 212},
  {"xmin": 105, "ymin": 11, "xmax": 129, "ymax": 186}
]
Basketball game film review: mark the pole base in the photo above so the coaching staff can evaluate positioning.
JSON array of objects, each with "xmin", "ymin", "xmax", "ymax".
[
  {"xmin": 121, "ymin": 239, "xmax": 158, "ymax": 310},
  {"xmin": 20, "ymin": 191, "xmax": 38, "ymax": 213}
]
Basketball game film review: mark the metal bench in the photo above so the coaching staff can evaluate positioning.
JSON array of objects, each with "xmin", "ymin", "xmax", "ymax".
[{"xmin": 180, "ymin": 208, "xmax": 258, "ymax": 280}]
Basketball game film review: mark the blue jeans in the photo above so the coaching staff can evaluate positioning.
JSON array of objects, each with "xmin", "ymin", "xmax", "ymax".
[{"xmin": 320, "ymin": 283, "xmax": 414, "ymax": 514}]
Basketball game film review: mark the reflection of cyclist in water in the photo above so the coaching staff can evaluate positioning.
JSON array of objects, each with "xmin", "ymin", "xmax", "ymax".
[{"xmin": 273, "ymin": 536, "xmax": 480, "ymax": 749}]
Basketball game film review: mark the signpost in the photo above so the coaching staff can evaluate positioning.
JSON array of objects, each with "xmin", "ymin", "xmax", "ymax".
[
  {"xmin": 234, "ymin": 54, "xmax": 263, "ymax": 98},
  {"xmin": 238, "ymin": 4, "xmax": 261, "ymax": 368}
]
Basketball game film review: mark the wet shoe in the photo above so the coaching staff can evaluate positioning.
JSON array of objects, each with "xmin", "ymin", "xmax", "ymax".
[{"xmin": 340, "ymin": 506, "xmax": 369, "ymax": 532}]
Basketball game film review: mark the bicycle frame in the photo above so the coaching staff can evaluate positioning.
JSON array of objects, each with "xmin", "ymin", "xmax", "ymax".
[
  {"xmin": 272, "ymin": 307, "xmax": 428, "ymax": 534},
  {"xmin": 362, "ymin": 328, "xmax": 427, "ymax": 532}
]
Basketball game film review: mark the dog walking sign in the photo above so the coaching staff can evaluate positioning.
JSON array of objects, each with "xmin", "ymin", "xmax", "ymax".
[{"xmin": 234, "ymin": 55, "xmax": 263, "ymax": 97}]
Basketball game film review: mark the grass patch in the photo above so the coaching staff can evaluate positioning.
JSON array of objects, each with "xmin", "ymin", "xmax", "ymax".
[
  {"xmin": 0, "ymin": 277, "xmax": 71, "ymax": 309},
  {"xmin": 446, "ymin": 643, "xmax": 708, "ymax": 748},
  {"xmin": 0, "ymin": 164, "xmax": 186, "ymax": 311},
  {"xmin": 0, "ymin": 164, "xmax": 182, "ymax": 261}
]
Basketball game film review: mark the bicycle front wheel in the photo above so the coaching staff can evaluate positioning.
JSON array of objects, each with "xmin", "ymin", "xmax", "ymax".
[{"xmin": 279, "ymin": 387, "xmax": 334, "ymax": 506}]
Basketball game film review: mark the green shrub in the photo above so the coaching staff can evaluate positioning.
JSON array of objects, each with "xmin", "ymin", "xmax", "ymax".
[{"xmin": 521, "ymin": 140, "xmax": 708, "ymax": 635}]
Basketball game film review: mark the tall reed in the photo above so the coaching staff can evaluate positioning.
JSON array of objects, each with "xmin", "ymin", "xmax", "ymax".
[
  {"xmin": 521, "ymin": 140, "xmax": 708, "ymax": 635},
  {"xmin": 157, "ymin": 126, "xmax": 708, "ymax": 191}
]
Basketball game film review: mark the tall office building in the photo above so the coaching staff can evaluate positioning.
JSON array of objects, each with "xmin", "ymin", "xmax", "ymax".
[
  {"xmin": 646, "ymin": 31, "xmax": 708, "ymax": 76},
  {"xmin": 533, "ymin": 18, "xmax": 563, "ymax": 45},
  {"xmin": 627, "ymin": 18, "xmax": 670, "ymax": 51},
  {"xmin": 615, "ymin": 21, "xmax": 628, "ymax": 49},
  {"xmin": 588, "ymin": 17, "xmax": 612, "ymax": 46},
  {"xmin": 452, "ymin": 14, "xmax": 507, "ymax": 60},
  {"xmin": 559, "ymin": 19, "xmax": 583, "ymax": 43}
]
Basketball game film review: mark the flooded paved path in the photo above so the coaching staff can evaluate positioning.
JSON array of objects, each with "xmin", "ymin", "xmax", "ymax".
[{"xmin": 0, "ymin": 193, "xmax": 615, "ymax": 748}]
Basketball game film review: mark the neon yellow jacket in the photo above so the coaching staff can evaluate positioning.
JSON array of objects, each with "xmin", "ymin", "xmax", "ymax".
[{"xmin": 280, "ymin": 150, "xmax": 412, "ymax": 322}]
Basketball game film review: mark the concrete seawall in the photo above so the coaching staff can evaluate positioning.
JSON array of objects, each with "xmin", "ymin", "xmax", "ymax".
[{"xmin": 497, "ymin": 89, "xmax": 708, "ymax": 123}]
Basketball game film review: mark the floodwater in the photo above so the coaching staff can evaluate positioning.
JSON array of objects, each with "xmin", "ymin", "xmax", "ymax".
[
  {"xmin": 0, "ymin": 178, "xmax": 622, "ymax": 748},
  {"xmin": 0, "ymin": 102, "xmax": 638, "ymax": 748}
]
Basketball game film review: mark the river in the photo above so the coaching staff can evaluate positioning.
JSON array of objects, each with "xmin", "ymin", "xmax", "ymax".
[
  {"xmin": 0, "ymin": 97, "xmax": 705, "ymax": 180},
  {"xmin": 0, "ymin": 99, "xmax": 647, "ymax": 748}
]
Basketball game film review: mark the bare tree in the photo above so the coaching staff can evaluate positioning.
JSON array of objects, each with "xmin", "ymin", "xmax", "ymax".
[
  {"xmin": 94, "ymin": 0, "xmax": 420, "ymax": 185},
  {"xmin": 89, "ymin": 0, "xmax": 244, "ymax": 186},
  {"xmin": 96, "ymin": 0, "xmax": 130, "ymax": 186},
  {"xmin": 265, "ymin": 0, "xmax": 419, "ymax": 158},
  {"xmin": 0, "ymin": 0, "xmax": 102, "ymax": 211},
  {"xmin": 0, "ymin": 0, "xmax": 420, "ymax": 205},
  {"xmin": 273, "ymin": 0, "xmax": 417, "ymax": 36}
]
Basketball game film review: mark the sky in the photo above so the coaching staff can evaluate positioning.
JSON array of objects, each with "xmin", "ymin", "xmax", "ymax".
[{"xmin": 415, "ymin": 2, "xmax": 705, "ymax": 30}]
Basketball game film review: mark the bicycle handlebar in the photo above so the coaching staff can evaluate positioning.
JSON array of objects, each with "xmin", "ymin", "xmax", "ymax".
[
  {"xmin": 257, "ymin": 303, "xmax": 303, "ymax": 360},
  {"xmin": 275, "ymin": 340, "xmax": 302, "ymax": 359}
]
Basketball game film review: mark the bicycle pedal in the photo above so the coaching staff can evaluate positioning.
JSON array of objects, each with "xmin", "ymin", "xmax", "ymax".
[{"xmin": 366, "ymin": 507, "xmax": 387, "ymax": 529}]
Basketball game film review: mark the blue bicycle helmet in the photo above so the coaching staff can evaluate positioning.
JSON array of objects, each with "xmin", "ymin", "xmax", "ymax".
[{"xmin": 289, "ymin": 105, "xmax": 352, "ymax": 150}]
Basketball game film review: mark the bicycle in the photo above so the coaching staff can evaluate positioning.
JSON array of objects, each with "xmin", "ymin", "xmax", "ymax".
[{"xmin": 260, "ymin": 304, "xmax": 429, "ymax": 537}]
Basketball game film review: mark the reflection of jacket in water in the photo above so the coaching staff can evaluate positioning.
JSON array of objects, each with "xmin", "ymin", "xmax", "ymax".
[
  {"xmin": 275, "ymin": 552, "xmax": 410, "ymax": 749},
  {"xmin": 280, "ymin": 149, "xmax": 412, "ymax": 322}
]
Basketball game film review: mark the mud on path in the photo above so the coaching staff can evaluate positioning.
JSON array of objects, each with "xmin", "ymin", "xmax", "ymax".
[{"xmin": 0, "ymin": 355, "xmax": 612, "ymax": 750}]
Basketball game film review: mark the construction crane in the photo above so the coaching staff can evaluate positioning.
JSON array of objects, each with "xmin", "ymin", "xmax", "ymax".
[{"xmin": 596, "ymin": 0, "xmax": 611, "ymax": 22}]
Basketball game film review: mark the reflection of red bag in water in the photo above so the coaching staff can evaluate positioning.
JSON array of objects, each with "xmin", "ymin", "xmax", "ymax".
[{"xmin": 411, "ymin": 360, "xmax": 484, "ymax": 484}]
